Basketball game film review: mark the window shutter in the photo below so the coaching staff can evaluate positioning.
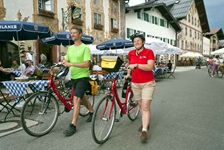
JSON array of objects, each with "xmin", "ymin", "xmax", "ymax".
[
  {"xmin": 152, "ymin": 16, "xmax": 155, "ymax": 24},
  {"xmin": 127, "ymin": 28, "xmax": 130, "ymax": 38},
  {"xmin": 160, "ymin": 19, "xmax": 164, "ymax": 27},
  {"xmin": 137, "ymin": 11, "xmax": 141, "ymax": 19}
]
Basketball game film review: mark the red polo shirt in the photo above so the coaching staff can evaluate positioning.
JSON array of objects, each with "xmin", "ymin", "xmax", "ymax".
[{"xmin": 128, "ymin": 48, "xmax": 155, "ymax": 83}]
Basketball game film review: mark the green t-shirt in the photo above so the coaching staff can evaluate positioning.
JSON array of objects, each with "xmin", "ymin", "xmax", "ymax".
[{"xmin": 65, "ymin": 43, "xmax": 91, "ymax": 79}]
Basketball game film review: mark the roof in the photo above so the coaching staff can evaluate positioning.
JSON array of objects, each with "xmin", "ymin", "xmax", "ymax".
[
  {"xmin": 127, "ymin": 2, "xmax": 182, "ymax": 32},
  {"xmin": 204, "ymin": 28, "xmax": 224, "ymax": 40},
  {"xmin": 154, "ymin": 0, "xmax": 210, "ymax": 33}
]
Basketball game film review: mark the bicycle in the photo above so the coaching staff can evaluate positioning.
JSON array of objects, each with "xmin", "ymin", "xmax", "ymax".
[
  {"xmin": 20, "ymin": 64, "xmax": 95, "ymax": 137},
  {"xmin": 208, "ymin": 65, "xmax": 223, "ymax": 78},
  {"xmin": 91, "ymin": 75, "xmax": 140, "ymax": 144}
]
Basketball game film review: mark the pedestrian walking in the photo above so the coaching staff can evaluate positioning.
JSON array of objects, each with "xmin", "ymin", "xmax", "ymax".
[
  {"xmin": 124, "ymin": 33, "xmax": 156, "ymax": 142},
  {"xmin": 63, "ymin": 26, "xmax": 94, "ymax": 136}
]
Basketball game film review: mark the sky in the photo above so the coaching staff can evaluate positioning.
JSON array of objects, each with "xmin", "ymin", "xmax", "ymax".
[{"xmin": 128, "ymin": 0, "xmax": 224, "ymax": 30}]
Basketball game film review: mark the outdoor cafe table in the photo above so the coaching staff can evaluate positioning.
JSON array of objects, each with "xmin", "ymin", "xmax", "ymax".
[
  {"xmin": 153, "ymin": 67, "xmax": 169, "ymax": 78},
  {"xmin": 2, "ymin": 80, "xmax": 49, "ymax": 97}
]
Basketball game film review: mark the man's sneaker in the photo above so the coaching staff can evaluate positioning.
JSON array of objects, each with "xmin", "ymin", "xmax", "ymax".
[
  {"xmin": 140, "ymin": 131, "xmax": 148, "ymax": 142},
  {"xmin": 138, "ymin": 125, "xmax": 150, "ymax": 132},
  {"xmin": 86, "ymin": 112, "xmax": 93, "ymax": 122},
  {"xmin": 63, "ymin": 123, "xmax": 76, "ymax": 136}
]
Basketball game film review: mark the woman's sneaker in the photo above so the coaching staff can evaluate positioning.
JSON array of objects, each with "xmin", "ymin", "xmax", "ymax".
[{"xmin": 140, "ymin": 131, "xmax": 148, "ymax": 142}]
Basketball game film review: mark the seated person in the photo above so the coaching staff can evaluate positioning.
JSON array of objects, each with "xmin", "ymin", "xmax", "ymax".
[
  {"xmin": 25, "ymin": 60, "xmax": 35, "ymax": 76},
  {"xmin": 92, "ymin": 63, "xmax": 104, "ymax": 81},
  {"xmin": 11, "ymin": 60, "xmax": 20, "ymax": 70},
  {"xmin": 0, "ymin": 60, "xmax": 20, "ymax": 80},
  {"xmin": 167, "ymin": 60, "xmax": 172, "ymax": 72}
]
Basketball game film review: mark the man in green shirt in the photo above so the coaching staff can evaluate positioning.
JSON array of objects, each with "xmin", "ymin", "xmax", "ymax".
[{"xmin": 63, "ymin": 26, "xmax": 94, "ymax": 136}]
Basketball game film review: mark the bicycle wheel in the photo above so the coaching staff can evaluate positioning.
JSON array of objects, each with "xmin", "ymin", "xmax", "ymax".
[
  {"xmin": 91, "ymin": 95, "xmax": 116, "ymax": 144},
  {"xmin": 21, "ymin": 91, "xmax": 59, "ymax": 137},
  {"xmin": 79, "ymin": 94, "xmax": 95, "ymax": 117},
  {"xmin": 208, "ymin": 67, "xmax": 212, "ymax": 77},
  {"xmin": 127, "ymin": 90, "xmax": 140, "ymax": 121},
  {"xmin": 217, "ymin": 69, "xmax": 223, "ymax": 78}
]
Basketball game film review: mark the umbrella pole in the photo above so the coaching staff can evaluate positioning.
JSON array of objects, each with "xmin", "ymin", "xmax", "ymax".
[{"xmin": 16, "ymin": 32, "xmax": 22, "ymax": 67}]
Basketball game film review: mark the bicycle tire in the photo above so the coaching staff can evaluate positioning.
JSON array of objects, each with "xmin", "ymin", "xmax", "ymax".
[
  {"xmin": 218, "ymin": 69, "xmax": 223, "ymax": 78},
  {"xmin": 91, "ymin": 95, "xmax": 116, "ymax": 144},
  {"xmin": 127, "ymin": 91, "xmax": 140, "ymax": 121},
  {"xmin": 208, "ymin": 68, "xmax": 212, "ymax": 77},
  {"xmin": 79, "ymin": 94, "xmax": 95, "ymax": 117},
  {"xmin": 21, "ymin": 91, "xmax": 59, "ymax": 137}
]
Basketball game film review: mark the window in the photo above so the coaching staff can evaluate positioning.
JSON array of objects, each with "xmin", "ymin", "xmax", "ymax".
[
  {"xmin": 195, "ymin": 31, "xmax": 196, "ymax": 39},
  {"xmin": 155, "ymin": 17, "xmax": 158, "ymax": 25},
  {"xmin": 111, "ymin": 18, "xmax": 117, "ymax": 29},
  {"xmin": 167, "ymin": 21, "xmax": 169, "ymax": 28},
  {"xmin": 185, "ymin": 41, "xmax": 187, "ymax": 49},
  {"xmin": 195, "ymin": 18, "xmax": 196, "ymax": 26},
  {"xmin": 38, "ymin": 0, "xmax": 53, "ymax": 12},
  {"xmin": 181, "ymin": 40, "xmax": 184, "ymax": 49},
  {"xmin": 148, "ymin": 15, "xmax": 152, "ymax": 23},
  {"xmin": 144, "ymin": 13, "xmax": 149, "ymax": 22},
  {"xmin": 185, "ymin": 27, "xmax": 187, "ymax": 36},
  {"xmin": 190, "ymin": 42, "xmax": 193, "ymax": 49},
  {"xmin": 188, "ymin": 14, "xmax": 190, "ymax": 22},
  {"xmin": 160, "ymin": 19, "xmax": 165, "ymax": 27},
  {"xmin": 190, "ymin": 29, "xmax": 192, "ymax": 37},
  {"xmin": 192, "ymin": 16, "xmax": 194, "ymax": 25},
  {"xmin": 74, "ymin": 7, "xmax": 82, "ymax": 20},
  {"xmin": 152, "ymin": 16, "xmax": 155, "ymax": 24},
  {"xmin": 94, "ymin": 13, "xmax": 102, "ymax": 25},
  {"xmin": 127, "ymin": 28, "xmax": 135, "ymax": 38}
]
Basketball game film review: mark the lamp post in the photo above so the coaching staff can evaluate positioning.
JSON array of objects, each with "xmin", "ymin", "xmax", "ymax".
[{"xmin": 61, "ymin": 2, "xmax": 81, "ymax": 31}]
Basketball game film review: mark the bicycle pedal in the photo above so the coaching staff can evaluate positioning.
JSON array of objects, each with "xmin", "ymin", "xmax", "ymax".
[{"xmin": 64, "ymin": 107, "xmax": 70, "ymax": 113}]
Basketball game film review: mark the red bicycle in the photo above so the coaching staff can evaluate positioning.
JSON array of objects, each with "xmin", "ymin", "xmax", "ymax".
[
  {"xmin": 91, "ymin": 75, "xmax": 140, "ymax": 144},
  {"xmin": 21, "ymin": 64, "xmax": 95, "ymax": 137}
]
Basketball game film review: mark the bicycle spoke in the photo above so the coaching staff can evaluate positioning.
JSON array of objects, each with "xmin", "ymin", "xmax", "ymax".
[{"xmin": 91, "ymin": 95, "xmax": 116, "ymax": 144}]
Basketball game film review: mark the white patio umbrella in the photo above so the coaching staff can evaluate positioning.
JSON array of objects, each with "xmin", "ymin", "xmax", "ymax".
[
  {"xmin": 211, "ymin": 48, "xmax": 224, "ymax": 55},
  {"xmin": 88, "ymin": 45, "xmax": 104, "ymax": 55},
  {"xmin": 180, "ymin": 52, "xmax": 203, "ymax": 58}
]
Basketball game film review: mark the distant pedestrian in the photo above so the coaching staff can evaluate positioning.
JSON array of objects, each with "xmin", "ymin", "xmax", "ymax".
[{"xmin": 211, "ymin": 55, "xmax": 220, "ymax": 77}]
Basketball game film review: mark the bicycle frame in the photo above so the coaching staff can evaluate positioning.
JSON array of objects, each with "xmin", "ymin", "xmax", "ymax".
[
  {"xmin": 48, "ymin": 72, "xmax": 74, "ymax": 110},
  {"xmin": 107, "ymin": 75, "xmax": 136, "ymax": 116}
]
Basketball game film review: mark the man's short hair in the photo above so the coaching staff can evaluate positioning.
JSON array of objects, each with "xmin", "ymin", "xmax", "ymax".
[{"xmin": 70, "ymin": 26, "xmax": 82, "ymax": 34}]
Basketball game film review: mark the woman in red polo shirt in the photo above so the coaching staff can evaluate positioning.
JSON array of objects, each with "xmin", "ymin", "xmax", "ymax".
[{"xmin": 125, "ymin": 33, "xmax": 156, "ymax": 142}]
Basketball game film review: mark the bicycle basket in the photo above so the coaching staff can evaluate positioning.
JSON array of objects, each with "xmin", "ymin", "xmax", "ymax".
[{"xmin": 101, "ymin": 56, "xmax": 123, "ymax": 72}]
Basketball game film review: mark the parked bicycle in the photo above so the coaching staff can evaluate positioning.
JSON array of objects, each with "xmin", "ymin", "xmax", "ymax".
[
  {"xmin": 21, "ymin": 63, "xmax": 95, "ymax": 137},
  {"xmin": 208, "ymin": 65, "xmax": 223, "ymax": 78},
  {"xmin": 91, "ymin": 75, "xmax": 140, "ymax": 144}
]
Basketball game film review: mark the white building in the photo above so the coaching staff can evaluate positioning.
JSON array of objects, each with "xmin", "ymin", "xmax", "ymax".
[
  {"xmin": 125, "ymin": 3, "xmax": 181, "ymax": 46},
  {"xmin": 202, "ymin": 37, "xmax": 210, "ymax": 56}
]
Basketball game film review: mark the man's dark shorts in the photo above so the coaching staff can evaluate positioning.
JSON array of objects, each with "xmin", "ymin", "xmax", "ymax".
[{"xmin": 71, "ymin": 77, "xmax": 90, "ymax": 99}]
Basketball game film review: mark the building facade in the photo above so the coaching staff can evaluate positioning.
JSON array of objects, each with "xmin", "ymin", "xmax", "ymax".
[
  {"xmin": 155, "ymin": 0, "xmax": 210, "ymax": 54},
  {"xmin": 0, "ymin": 0, "xmax": 127, "ymax": 67},
  {"xmin": 0, "ymin": 0, "xmax": 59, "ymax": 66},
  {"xmin": 58, "ymin": 0, "xmax": 126, "ymax": 44},
  {"xmin": 125, "ymin": 3, "xmax": 181, "ymax": 45},
  {"xmin": 204, "ymin": 28, "xmax": 224, "ymax": 53},
  {"xmin": 202, "ymin": 36, "xmax": 210, "ymax": 56}
]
